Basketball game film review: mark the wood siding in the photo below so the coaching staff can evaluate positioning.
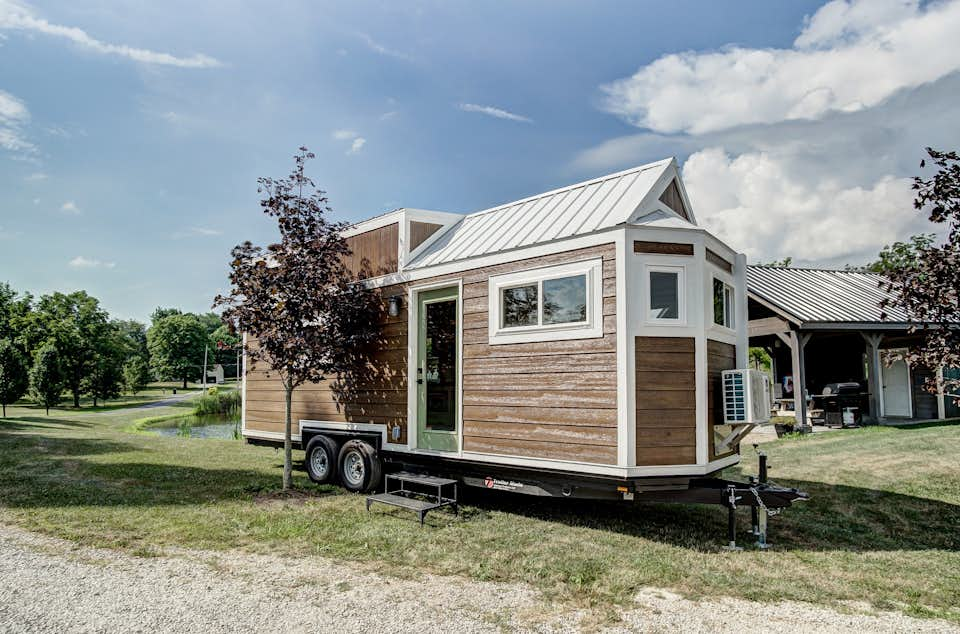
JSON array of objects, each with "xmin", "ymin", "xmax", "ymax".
[
  {"xmin": 635, "ymin": 337, "xmax": 696, "ymax": 465},
  {"xmin": 633, "ymin": 241, "xmax": 694, "ymax": 256},
  {"xmin": 245, "ymin": 243, "xmax": 618, "ymax": 466},
  {"xmin": 658, "ymin": 179, "xmax": 691, "ymax": 220},
  {"xmin": 343, "ymin": 223, "xmax": 399, "ymax": 278},
  {"xmin": 705, "ymin": 248, "xmax": 733, "ymax": 273},
  {"xmin": 706, "ymin": 339, "xmax": 737, "ymax": 458},
  {"xmin": 409, "ymin": 221, "xmax": 443, "ymax": 251}
]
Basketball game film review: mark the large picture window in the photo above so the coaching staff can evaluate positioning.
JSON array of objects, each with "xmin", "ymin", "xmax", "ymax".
[
  {"xmin": 713, "ymin": 278, "xmax": 734, "ymax": 328},
  {"xmin": 488, "ymin": 258, "xmax": 603, "ymax": 344}
]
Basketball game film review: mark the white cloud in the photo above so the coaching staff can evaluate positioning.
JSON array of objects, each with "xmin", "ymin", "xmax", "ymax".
[
  {"xmin": 357, "ymin": 32, "xmax": 412, "ymax": 61},
  {"xmin": 60, "ymin": 200, "xmax": 80, "ymax": 214},
  {"xmin": 0, "ymin": 225, "xmax": 20, "ymax": 239},
  {"xmin": 172, "ymin": 226, "xmax": 222, "ymax": 239},
  {"xmin": 0, "ymin": 0, "xmax": 221, "ymax": 68},
  {"xmin": 600, "ymin": 0, "xmax": 960, "ymax": 134},
  {"xmin": 682, "ymin": 148, "xmax": 921, "ymax": 266},
  {"xmin": 24, "ymin": 171, "xmax": 46, "ymax": 181},
  {"xmin": 348, "ymin": 137, "xmax": 366, "ymax": 155},
  {"xmin": 31, "ymin": 197, "xmax": 39, "ymax": 205},
  {"xmin": 379, "ymin": 110, "xmax": 397, "ymax": 121},
  {"xmin": 69, "ymin": 255, "xmax": 115, "ymax": 269},
  {"xmin": 0, "ymin": 88, "xmax": 33, "ymax": 153},
  {"xmin": 458, "ymin": 103, "xmax": 532, "ymax": 123},
  {"xmin": 332, "ymin": 129, "xmax": 366, "ymax": 155}
]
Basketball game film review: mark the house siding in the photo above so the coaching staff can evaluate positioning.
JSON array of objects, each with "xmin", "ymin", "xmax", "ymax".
[{"xmin": 243, "ymin": 242, "xmax": 619, "ymax": 465}]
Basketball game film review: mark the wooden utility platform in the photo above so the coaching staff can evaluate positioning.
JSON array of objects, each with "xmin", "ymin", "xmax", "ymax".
[{"xmin": 366, "ymin": 472, "xmax": 458, "ymax": 525}]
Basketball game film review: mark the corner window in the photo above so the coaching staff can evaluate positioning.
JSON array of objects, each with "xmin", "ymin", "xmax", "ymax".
[
  {"xmin": 488, "ymin": 259, "xmax": 603, "ymax": 344},
  {"xmin": 713, "ymin": 278, "xmax": 734, "ymax": 328},
  {"xmin": 648, "ymin": 267, "xmax": 683, "ymax": 322}
]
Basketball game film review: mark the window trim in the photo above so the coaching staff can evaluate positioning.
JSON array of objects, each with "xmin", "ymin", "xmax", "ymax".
[
  {"xmin": 645, "ymin": 264, "xmax": 686, "ymax": 325},
  {"xmin": 488, "ymin": 258, "xmax": 603, "ymax": 345},
  {"xmin": 712, "ymin": 276, "xmax": 735, "ymax": 330}
]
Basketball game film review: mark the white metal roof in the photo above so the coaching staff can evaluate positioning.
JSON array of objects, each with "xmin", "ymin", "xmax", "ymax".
[
  {"xmin": 407, "ymin": 158, "xmax": 684, "ymax": 269},
  {"xmin": 747, "ymin": 266, "xmax": 910, "ymax": 325}
]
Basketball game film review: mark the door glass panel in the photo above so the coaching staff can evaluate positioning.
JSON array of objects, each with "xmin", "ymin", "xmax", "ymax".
[{"xmin": 425, "ymin": 299, "xmax": 456, "ymax": 432}]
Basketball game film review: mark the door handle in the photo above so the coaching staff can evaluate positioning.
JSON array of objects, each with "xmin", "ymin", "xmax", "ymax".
[{"xmin": 417, "ymin": 367, "xmax": 423, "ymax": 385}]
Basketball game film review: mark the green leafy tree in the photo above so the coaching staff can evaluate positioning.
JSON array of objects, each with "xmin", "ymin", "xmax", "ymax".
[
  {"xmin": 881, "ymin": 149, "xmax": 960, "ymax": 401},
  {"xmin": 865, "ymin": 234, "xmax": 937, "ymax": 274},
  {"xmin": 209, "ymin": 324, "xmax": 239, "ymax": 370},
  {"xmin": 113, "ymin": 319, "xmax": 149, "ymax": 360},
  {"xmin": 82, "ymin": 327, "xmax": 127, "ymax": 406},
  {"xmin": 34, "ymin": 291, "xmax": 109, "ymax": 408},
  {"xmin": 147, "ymin": 313, "xmax": 207, "ymax": 389},
  {"xmin": 150, "ymin": 307, "xmax": 182, "ymax": 324},
  {"xmin": 749, "ymin": 347, "xmax": 772, "ymax": 371},
  {"xmin": 755, "ymin": 257, "xmax": 793, "ymax": 267},
  {"xmin": 214, "ymin": 147, "xmax": 381, "ymax": 490},
  {"xmin": 122, "ymin": 356, "xmax": 151, "ymax": 395},
  {"xmin": 198, "ymin": 312, "xmax": 223, "ymax": 336},
  {"xmin": 29, "ymin": 343, "xmax": 65, "ymax": 415},
  {"xmin": 0, "ymin": 283, "xmax": 34, "ymax": 353},
  {"xmin": 0, "ymin": 338, "xmax": 28, "ymax": 417}
]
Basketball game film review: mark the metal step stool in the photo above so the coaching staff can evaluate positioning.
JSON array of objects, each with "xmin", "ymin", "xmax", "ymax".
[{"xmin": 366, "ymin": 471, "xmax": 458, "ymax": 525}]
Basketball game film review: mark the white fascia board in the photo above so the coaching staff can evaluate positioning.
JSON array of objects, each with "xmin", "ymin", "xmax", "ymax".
[
  {"xmin": 671, "ymin": 165, "xmax": 698, "ymax": 226},
  {"xmin": 403, "ymin": 210, "xmax": 464, "ymax": 267},
  {"xmin": 703, "ymin": 231, "xmax": 740, "ymax": 263},
  {"xmin": 341, "ymin": 210, "xmax": 405, "ymax": 238}
]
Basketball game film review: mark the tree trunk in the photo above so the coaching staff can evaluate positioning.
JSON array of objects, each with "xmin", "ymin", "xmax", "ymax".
[
  {"xmin": 73, "ymin": 390, "xmax": 80, "ymax": 408},
  {"xmin": 2, "ymin": 403, "xmax": 6, "ymax": 418},
  {"xmin": 283, "ymin": 383, "xmax": 293, "ymax": 491},
  {"xmin": 183, "ymin": 376, "xmax": 188, "ymax": 390},
  {"xmin": 93, "ymin": 397, "xmax": 98, "ymax": 407}
]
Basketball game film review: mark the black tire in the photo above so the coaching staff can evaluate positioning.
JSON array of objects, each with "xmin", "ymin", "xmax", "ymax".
[
  {"xmin": 337, "ymin": 439, "xmax": 382, "ymax": 493},
  {"xmin": 304, "ymin": 435, "xmax": 339, "ymax": 484}
]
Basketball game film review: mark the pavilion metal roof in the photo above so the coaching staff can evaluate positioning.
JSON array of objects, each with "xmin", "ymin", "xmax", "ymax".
[
  {"xmin": 407, "ymin": 158, "xmax": 684, "ymax": 268},
  {"xmin": 747, "ymin": 266, "xmax": 911, "ymax": 326}
]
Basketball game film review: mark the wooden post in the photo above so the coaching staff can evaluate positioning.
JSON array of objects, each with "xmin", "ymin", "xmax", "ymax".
[
  {"xmin": 789, "ymin": 330, "xmax": 811, "ymax": 431},
  {"xmin": 861, "ymin": 333, "xmax": 885, "ymax": 423},
  {"xmin": 936, "ymin": 366, "xmax": 946, "ymax": 421}
]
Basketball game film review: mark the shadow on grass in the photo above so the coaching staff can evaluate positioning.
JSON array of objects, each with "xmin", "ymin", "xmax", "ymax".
[
  {"xmin": 3, "ymin": 426, "xmax": 957, "ymax": 553},
  {"xmin": 457, "ymin": 478, "xmax": 960, "ymax": 553},
  {"xmin": 0, "ymin": 416, "xmax": 94, "ymax": 430}
]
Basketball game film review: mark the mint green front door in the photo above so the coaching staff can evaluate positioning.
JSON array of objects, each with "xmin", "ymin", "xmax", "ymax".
[{"xmin": 417, "ymin": 287, "xmax": 459, "ymax": 452}]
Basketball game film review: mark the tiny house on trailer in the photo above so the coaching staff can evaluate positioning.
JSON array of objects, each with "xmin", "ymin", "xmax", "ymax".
[{"xmin": 242, "ymin": 158, "xmax": 805, "ymax": 525}]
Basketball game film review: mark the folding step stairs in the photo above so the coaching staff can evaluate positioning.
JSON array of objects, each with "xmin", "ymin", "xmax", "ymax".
[{"xmin": 366, "ymin": 472, "xmax": 458, "ymax": 525}]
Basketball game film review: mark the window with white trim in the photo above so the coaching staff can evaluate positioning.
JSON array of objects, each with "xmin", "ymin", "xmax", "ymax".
[
  {"xmin": 713, "ymin": 278, "xmax": 734, "ymax": 328},
  {"xmin": 647, "ymin": 266, "xmax": 684, "ymax": 323},
  {"xmin": 488, "ymin": 259, "xmax": 603, "ymax": 344}
]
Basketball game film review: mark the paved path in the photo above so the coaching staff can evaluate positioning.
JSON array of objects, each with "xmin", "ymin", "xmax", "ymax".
[
  {"xmin": 103, "ymin": 391, "xmax": 198, "ymax": 417},
  {"xmin": 0, "ymin": 522, "xmax": 956, "ymax": 633}
]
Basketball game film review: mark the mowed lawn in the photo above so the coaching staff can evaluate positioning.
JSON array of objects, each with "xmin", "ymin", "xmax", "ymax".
[{"xmin": 1, "ymin": 401, "xmax": 958, "ymax": 624}]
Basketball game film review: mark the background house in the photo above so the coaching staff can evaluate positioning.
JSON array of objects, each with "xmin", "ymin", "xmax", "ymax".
[{"xmin": 747, "ymin": 267, "xmax": 959, "ymax": 428}]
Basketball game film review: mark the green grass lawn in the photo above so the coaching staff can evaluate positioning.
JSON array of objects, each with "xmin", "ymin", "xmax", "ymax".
[{"xmin": 0, "ymin": 404, "xmax": 958, "ymax": 623}]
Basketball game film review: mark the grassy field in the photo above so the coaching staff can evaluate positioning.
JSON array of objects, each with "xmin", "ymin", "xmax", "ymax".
[{"xmin": 0, "ymin": 401, "xmax": 958, "ymax": 623}]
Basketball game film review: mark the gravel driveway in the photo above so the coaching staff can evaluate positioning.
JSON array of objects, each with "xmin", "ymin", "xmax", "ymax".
[{"xmin": 0, "ymin": 522, "xmax": 955, "ymax": 633}]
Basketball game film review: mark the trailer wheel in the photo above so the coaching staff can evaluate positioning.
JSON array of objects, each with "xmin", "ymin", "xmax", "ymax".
[
  {"xmin": 337, "ymin": 439, "xmax": 382, "ymax": 493},
  {"xmin": 304, "ymin": 435, "xmax": 338, "ymax": 484}
]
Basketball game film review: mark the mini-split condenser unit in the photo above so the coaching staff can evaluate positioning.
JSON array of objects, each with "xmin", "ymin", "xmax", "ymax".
[{"xmin": 722, "ymin": 369, "xmax": 772, "ymax": 424}]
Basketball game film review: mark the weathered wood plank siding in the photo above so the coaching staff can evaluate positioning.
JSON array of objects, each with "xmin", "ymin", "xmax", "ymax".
[
  {"xmin": 343, "ymin": 223, "xmax": 399, "ymax": 278},
  {"xmin": 409, "ymin": 221, "xmax": 443, "ymax": 251},
  {"xmin": 244, "ymin": 243, "xmax": 618, "ymax": 465},
  {"xmin": 635, "ymin": 337, "xmax": 697, "ymax": 465},
  {"xmin": 706, "ymin": 339, "xmax": 737, "ymax": 458},
  {"xmin": 459, "ymin": 244, "xmax": 617, "ymax": 465}
]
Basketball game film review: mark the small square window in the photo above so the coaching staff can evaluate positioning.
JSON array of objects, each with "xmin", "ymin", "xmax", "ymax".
[
  {"xmin": 501, "ymin": 284, "xmax": 538, "ymax": 328},
  {"xmin": 649, "ymin": 270, "xmax": 680, "ymax": 320},
  {"xmin": 543, "ymin": 275, "xmax": 587, "ymax": 324}
]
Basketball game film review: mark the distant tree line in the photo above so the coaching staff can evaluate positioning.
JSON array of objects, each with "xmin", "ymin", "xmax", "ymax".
[{"xmin": 0, "ymin": 284, "xmax": 238, "ymax": 416}]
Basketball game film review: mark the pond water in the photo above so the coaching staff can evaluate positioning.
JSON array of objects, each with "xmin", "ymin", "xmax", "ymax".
[{"xmin": 149, "ymin": 414, "xmax": 241, "ymax": 440}]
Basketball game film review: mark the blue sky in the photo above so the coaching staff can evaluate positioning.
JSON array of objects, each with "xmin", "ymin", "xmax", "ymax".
[{"xmin": 2, "ymin": 0, "xmax": 958, "ymax": 323}]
